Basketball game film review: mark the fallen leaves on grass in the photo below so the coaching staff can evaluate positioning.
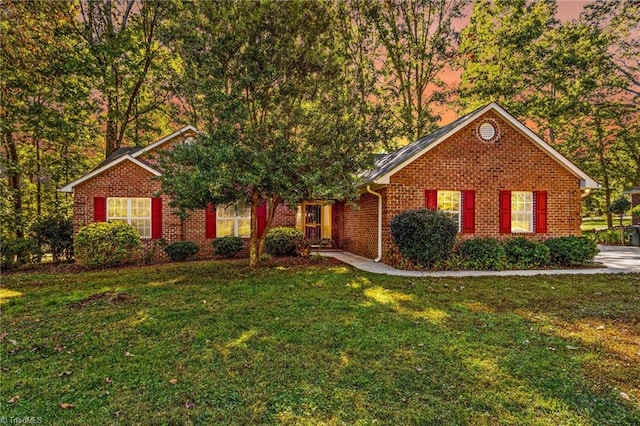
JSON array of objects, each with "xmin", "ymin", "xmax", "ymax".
[
  {"xmin": 182, "ymin": 401, "xmax": 195, "ymax": 409},
  {"xmin": 57, "ymin": 371, "xmax": 72, "ymax": 377},
  {"xmin": 169, "ymin": 378, "xmax": 178, "ymax": 384},
  {"xmin": 59, "ymin": 402, "xmax": 75, "ymax": 409},
  {"xmin": 8, "ymin": 395, "xmax": 20, "ymax": 404}
]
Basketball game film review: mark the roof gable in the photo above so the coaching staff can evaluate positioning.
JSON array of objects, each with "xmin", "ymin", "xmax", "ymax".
[
  {"xmin": 58, "ymin": 125, "xmax": 198, "ymax": 193},
  {"xmin": 363, "ymin": 103, "xmax": 598, "ymax": 189},
  {"xmin": 59, "ymin": 154, "xmax": 161, "ymax": 193}
]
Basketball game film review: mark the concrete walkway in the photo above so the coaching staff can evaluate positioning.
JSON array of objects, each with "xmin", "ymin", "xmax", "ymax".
[{"xmin": 318, "ymin": 245, "xmax": 640, "ymax": 277}]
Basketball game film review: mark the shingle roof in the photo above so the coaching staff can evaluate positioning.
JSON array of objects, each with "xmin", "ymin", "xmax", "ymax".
[
  {"xmin": 361, "ymin": 106, "xmax": 482, "ymax": 184},
  {"xmin": 94, "ymin": 147, "xmax": 141, "ymax": 169}
]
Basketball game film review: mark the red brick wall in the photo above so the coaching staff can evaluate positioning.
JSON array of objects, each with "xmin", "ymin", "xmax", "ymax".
[
  {"xmin": 271, "ymin": 203, "xmax": 297, "ymax": 228},
  {"xmin": 73, "ymin": 158, "xmax": 294, "ymax": 261},
  {"xmin": 342, "ymin": 190, "xmax": 386, "ymax": 259},
  {"xmin": 344, "ymin": 110, "xmax": 583, "ymax": 262},
  {"xmin": 331, "ymin": 202, "xmax": 345, "ymax": 248}
]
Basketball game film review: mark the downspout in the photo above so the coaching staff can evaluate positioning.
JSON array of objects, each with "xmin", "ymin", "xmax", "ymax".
[{"xmin": 366, "ymin": 185, "xmax": 383, "ymax": 262}]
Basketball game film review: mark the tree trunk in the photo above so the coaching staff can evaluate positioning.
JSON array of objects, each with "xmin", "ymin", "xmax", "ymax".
[
  {"xmin": 36, "ymin": 138, "xmax": 41, "ymax": 217},
  {"xmin": 105, "ymin": 95, "xmax": 118, "ymax": 158},
  {"xmin": 248, "ymin": 192, "xmax": 260, "ymax": 268},
  {"xmin": 5, "ymin": 130, "xmax": 24, "ymax": 238}
]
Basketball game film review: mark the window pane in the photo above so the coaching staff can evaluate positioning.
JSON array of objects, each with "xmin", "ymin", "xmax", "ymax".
[
  {"xmin": 511, "ymin": 192, "xmax": 533, "ymax": 232},
  {"xmin": 237, "ymin": 203, "xmax": 251, "ymax": 219},
  {"xmin": 131, "ymin": 198, "xmax": 150, "ymax": 218},
  {"xmin": 217, "ymin": 219, "xmax": 234, "ymax": 237},
  {"xmin": 131, "ymin": 219, "xmax": 151, "ymax": 238},
  {"xmin": 217, "ymin": 204, "xmax": 236, "ymax": 219},
  {"xmin": 437, "ymin": 191, "xmax": 461, "ymax": 231},
  {"xmin": 238, "ymin": 218, "xmax": 251, "ymax": 237},
  {"xmin": 108, "ymin": 198, "xmax": 128, "ymax": 218}
]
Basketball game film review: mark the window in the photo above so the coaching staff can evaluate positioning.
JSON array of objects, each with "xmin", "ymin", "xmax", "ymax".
[
  {"xmin": 437, "ymin": 191, "xmax": 461, "ymax": 231},
  {"xmin": 107, "ymin": 197, "xmax": 151, "ymax": 238},
  {"xmin": 511, "ymin": 191, "xmax": 533, "ymax": 233},
  {"xmin": 217, "ymin": 202, "xmax": 251, "ymax": 237}
]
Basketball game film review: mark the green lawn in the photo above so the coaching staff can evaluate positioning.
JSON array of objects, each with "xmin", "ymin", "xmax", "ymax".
[
  {"xmin": 581, "ymin": 217, "xmax": 632, "ymax": 231},
  {"xmin": 2, "ymin": 260, "xmax": 639, "ymax": 425}
]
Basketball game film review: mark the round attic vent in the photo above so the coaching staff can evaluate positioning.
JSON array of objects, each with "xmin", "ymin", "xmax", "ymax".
[
  {"xmin": 476, "ymin": 120, "xmax": 499, "ymax": 142},
  {"xmin": 479, "ymin": 123, "xmax": 495, "ymax": 140}
]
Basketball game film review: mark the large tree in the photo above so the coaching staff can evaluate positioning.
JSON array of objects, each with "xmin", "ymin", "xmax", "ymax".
[
  {"xmin": 159, "ymin": 1, "xmax": 385, "ymax": 267},
  {"xmin": 74, "ymin": 0, "xmax": 177, "ymax": 157},
  {"xmin": 1, "ymin": 0, "xmax": 97, "ymax": 238},
  {"xmin": 363, "ymin": 0, "xmax": 470, "ymax": 141}
]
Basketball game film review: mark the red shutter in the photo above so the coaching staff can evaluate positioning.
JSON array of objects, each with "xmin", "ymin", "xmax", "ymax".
[
  {"xmin": 535, "ymin": 191, "xmax": 548, "ymax": 234},
  {"xmin": 499, "ymin": 190, "xmax": 512, "ymax": 234},
  {"xmin": 205, "ymin": 204, "xmax": 216, "ymax": 239},
  {"xmin": 151, "ymin": 198, "xmax": 162, "ymax": 239},
  {"xmin": 425, "ymin": 189, "xmax": 438, "ymax": 210},
  {"xmin": 462, "ymin": 190, "xmax": 476, "ymax": 234},
  {"xmin": 94, "ymin": 197, "xmax": 107, "ymax": 222},
  {"xmin": 257, "ymin": 202, "xmax": 267, "ymax": 238}
]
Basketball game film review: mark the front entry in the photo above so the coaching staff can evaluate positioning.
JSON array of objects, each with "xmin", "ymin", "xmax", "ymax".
[
  {"xmin": 304, "ymin": 203, "xmax": 322, "ymax": 240},
  {"xmin": 297, "ymin": 203, "xmax": 332, "ymax": 241}
]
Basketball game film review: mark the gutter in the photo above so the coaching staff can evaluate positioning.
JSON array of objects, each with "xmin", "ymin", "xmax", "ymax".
[{"xmin": 366, "ymin": 185, "xmax": 383, "ymax": 262}]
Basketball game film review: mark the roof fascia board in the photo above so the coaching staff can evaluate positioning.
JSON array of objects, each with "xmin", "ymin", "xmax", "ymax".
[
  {"xmin": 58, "ymin": 155, "xmax": 161, "ymax": 193},
  {"xmin": 132, "ymin": 125, "xmax": 199, "ymax": 158}
]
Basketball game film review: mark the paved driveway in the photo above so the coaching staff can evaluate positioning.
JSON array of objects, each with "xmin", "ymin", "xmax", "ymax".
[
  {"xmin": 319, "ymin": 245, "xmax": 640, "ymax": 277},
  {"xmin": 595, "ymin": 245, "xmax": 640, "ymax": 273}
]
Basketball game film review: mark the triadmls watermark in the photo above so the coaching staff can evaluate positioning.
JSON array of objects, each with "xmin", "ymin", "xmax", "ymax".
[{"xmin": 0, "ymin": 417, "xmax": 43, "ymax": 424}]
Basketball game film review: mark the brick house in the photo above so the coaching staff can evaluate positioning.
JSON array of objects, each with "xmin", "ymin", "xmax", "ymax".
[{"xmin": 60, "ymin": 103, "xmax": 597, "ymax": 262}]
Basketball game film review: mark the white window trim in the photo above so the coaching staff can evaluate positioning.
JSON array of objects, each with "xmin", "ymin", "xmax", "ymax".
[
  {"xmin": 437, "ymin": 190, "xmax": 462, "ymax": 232},
  {"xmin": 511, "ymin": 191, "xmax": 534, "ymax": 233},
  {"xmin": 107, "ymin": 197, "xmax": 152, "ymax": 239},
  {"xmin": 216, "ymin": 202, "xmax": 251, "ymax": 238}
]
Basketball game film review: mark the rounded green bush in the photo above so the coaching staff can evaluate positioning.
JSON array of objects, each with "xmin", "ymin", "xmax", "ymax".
[
  {"xmin": 213, "ymin": 236, "xmax": 244, "ymax": 258},
  {"xmin": 504, "ymin": 237, "xmax": 550, "ymax": 268},
  {"xmin": 265, "ymin": 227, "xmax": 303, "ymax": 257},
  {"xmin": 544, "ymin": 236, "xmax": 598, "ymax": 266},
  {"xmin": 164, "ymin": 241, "xmax": 199, "ymax": 262},
  {"xmin": 74, "ymin": 222, "xmax": 141, "ymax": 267},
  {"xmin": 390, "ymin": 209, "xmax": 457, "ymax": 268},
  {"xmin": 457, "ymin": 237, "xmax": 507, "ymax": 270}
]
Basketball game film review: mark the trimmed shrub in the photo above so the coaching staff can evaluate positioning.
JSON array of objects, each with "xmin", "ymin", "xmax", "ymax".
[
  {"xmin": 265, "ymin": 227, "xmax": 303, "ymax": 257},
  {"xmin": 544, "ymin": 236, "xmax": 598, "ymax": 266},
  {"xmin": 457, "ymin": 238, "xmax": 507, "ymax": 270},
  {"xmin": 390, "ymin": 209, "xmax": 457, "ymax": 268},
  {"xmin": 586, "ymin": 229, "xmax": 629, "ymax": 246},
  {"xmin": 0, "ymin": 237, "xmax": 42, "ymax": 270},
  {"xmin": 164, "ymin": 241, "xmax": 199, "ymax": 262},
  {"xmin": 31, "ymin": 216, "xmax": 73, "ymax": 262},
  {"xmin": 504, "ymin": 237, "xmax": 550, "ymax": 268},
  {"xmin": 74, "ymin": 222, "xmax": 141, "ymax": 267},
  {"xmin": 213, "ymin": 236, "xmax": 243, "ymax": 258}
]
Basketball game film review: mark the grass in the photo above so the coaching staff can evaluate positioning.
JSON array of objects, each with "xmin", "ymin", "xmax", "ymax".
[
  {"xmin": 1, "ymin": 259, "xmax": 639, "ymax": 425},
  {"xmin": 581, "ymin": 217, "xmax": 632, "ymax": 231}
]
